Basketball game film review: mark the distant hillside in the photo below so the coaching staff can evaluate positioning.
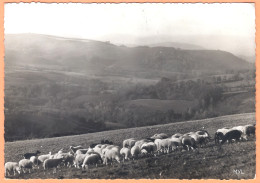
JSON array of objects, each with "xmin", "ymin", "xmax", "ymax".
[
  {"xmin": 147, "ymin": 42, "xmax": 205, "ymax": 50},
  {"xmin": 5, "ymin": 33, "xmax": 251, "ymax": 78},
  {"xmin": 237, "ymin": 54, "xmax": 255, "ymax": 63}
]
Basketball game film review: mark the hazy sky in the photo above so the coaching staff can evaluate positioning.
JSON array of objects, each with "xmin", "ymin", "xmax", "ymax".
[{"xmin": 4, "ymin": 3, "xmax": 255, "ymax": 56}]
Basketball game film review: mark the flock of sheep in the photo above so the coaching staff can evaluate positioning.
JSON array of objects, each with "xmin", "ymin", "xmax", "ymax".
[{"xmin": 5, "ymin": 123, "xmax": 255, "ymax": 177}]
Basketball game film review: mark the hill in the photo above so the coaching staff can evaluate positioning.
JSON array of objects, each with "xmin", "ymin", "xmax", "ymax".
[
  {"xmin": 5, "ymin": 33, "xmax": 251, "ymax": 78},
  {"xmin": 4, "ymin": 113, "xmax": 255, "ymax": 179},
  {"xmin": 147, "ymin": 41, "xmax": 205, "ymax": 50}
]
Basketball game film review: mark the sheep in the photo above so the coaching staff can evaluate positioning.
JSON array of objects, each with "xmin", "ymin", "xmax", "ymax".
[
  {"xmin": 135, "ymin": 139, "xmax": 151, "ymax": 148},
  {"xmin": 38, "ymin": 152, "xmax": 52, "ymax": 164},
  {"xmin": 23, "ymin": 150, "xmax": 41, "ymax": 159},
  {"xmin": 74, "ymin": 153, "xmax": 89, "ymax": 169},
  {"xmin": 101, "ymin": 139, "xmax": 113, "ymax": 145},
  {"xmin": 130, "ymin": 145, "xmax": 141, "ymax": 160},
  {"xmin": 221, "ymin": 129, "xmax": 242, "ymax": 144},
  {"xmin": 140, "ymin": 142, "xmax": 157, "ymax": 155},
  {"xmin": 154, "ymin": 139, "xmax": 163, "ymax": 154},
  {"xmin": 181, "ymin": 135, "xmax": 197, "ymax": 151},
  {"xmin": 5, "ymin": 162, "xmax": 21, "ymax": 176},
  {"xmin": 54, "ymin": 152, "xmax": 73, "ymax": 166},
  {"xmin": 82, "ymin": 154, "xmax": 102, "ymax": 169},
  {"xmin": 232, "ymin": 126, "xmax": 248, "ymax": 140},
  {"xmin": 120, "ymin": 147, "xmax": 131, "ymax": 161},
  {"xmin": 75, "ymin": 148, "xmax": 89, "ymax": 155},
  {"xmin": 245, "ymin": 125, "xmax": 255, "ymax": 137},
  {"xmin": 102, "ymin": 148, "xmax": 120, "ymax": 165},
  {"xmin": 19, "ymin": 159, "xmax": 33, "ymax": 174},
  {"xmin": 63, "ymin": 153, "xmax": 75, "ymax": 167},
  {"xmin": 171, "ymin": 133, "xmax": 183, "ymax": 139},
  {"xmin": 57, "ymin": 148, "xmax": 64, "ymax": 154},
  {"xmin": 123, "ymin": 138, "xmax": 137, "ymax": 148},
  {"xmin": 30, "ymin": 156, "xmax": 40, "ymax": 169},
  {"xmin": 69, "ymin": 145, "xmax": 83, "ymax": 153},
  {"xmin": 43, "ymin": 158, "xmax": 64, "ymax": 174},
  {"xmin": 150, "ymin": 133, "xmax": 169, "ymax": 140},
  {"xmin": 93, "ymin": 146, "xmax": 102, "ymax": 156}
]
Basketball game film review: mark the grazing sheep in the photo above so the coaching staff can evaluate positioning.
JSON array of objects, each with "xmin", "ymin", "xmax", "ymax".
[
  {"xmin": 5, "ymin": 162, "xmax": 21, "ymax": 176},
  {"xmin": 43, "ymin": 158, "xmax": 64, "ymax": 174},
  {"xmin": 120, "ymin": 147, "xmax": 131, "ymax": 161},
  {"xmin": 74, "ymin": 153, "xmax": 89, "ymax": 168},
  {"xmin": 102, "ymin": 148, "xmax": 120, "ymax": 165},
  {"xmin": 169, "ymin": 137, "xmax": 183, "ymax": 151},
  {"xmin": 171, "ymin": 133, "xmax": 183, "ymax": 139},
  {"xmin": 245, "ymin": 125, "xmax": 255, "ymax": 137},
  {"xmin": 130, "ymin": 145, "xmax": 141, "ymax": 160},
  {"xmin": 187, "ymin": 133, "xmax": 208, "ymax": 148},
  {"xmin": 159, "ymin": 138, "xmax": 180, "ymax": 153},
  {"xmin": 90, "ymin": 143, "xmax": 99, "ymax": 148},
  {"xmin": 141, "ymin": 142, "xmax": 157, "ymax": 155},
  {"xmin": 30, "ymin": 156, "xmax": 40, "ymax": 169},
  {"xmin": 55, "ymin": 152, "xmax": 72, "ymax": 159},
  {"xmin": 82, "ymin": 154, "xmax": 102, "ymax": 169},
  {"xmin": 63, "ymin": 153, "xmax": 75, "ymax": 167},
  {"xmin": 101, "ymin": 139, "xmax": 113, "ymax": 145},
  {"xmin": 93, "ymin": 146, "xmax": 102, "ymax": 156},
  {"xmin": 57, "ymin": 149, "xmax": 64, "ymax": 154},
  {"xmin": 141, "ymin": 149, "xmax": 148, "ymax": 156},
  {"xmin": 123, "ymin": 138, "xmax": 137, "ymax": 148},
  {"xmin": 75, "ymin": 148, "xmax": 89, "ymax": 155},
  {"xmin": 135, "ymin": 139, "xmax": 151, "ymax": 148},
  {"xmin": 154, "ymin": 139, "xmax": 163, "ymax": 154},
  {"xmin": 221, "ymin": 129, "xmax": 242, "ymax": 144},
  {"xmin": 19, "ymin": 159, "xmax": 33, "ymax": 174},
  {"xmin": 232, "ymin": 126, "xmax": 248, "ymax": 140},
  {"xmin": 181, "ymin": 135, "xmax": 197, "ymax": 151},
  {"xmin": 100, "ymin": 144, "xmax": 109, "ymax": 149},
  {"xmin": 150, "ymin": 133, "xmax": 169, "ymax": 140},
  {"xmin": 38, "ymin": 152, "xmax": 52, "ymax": 164},
  {"xmin": 215, "ymin": 128, "xmax": 231, "ymax": 144},
  {"xmin": 69, "ymin": 145, "xmax": 83, "ymax": 153},
  {"xmin": 23, "ymin": 150, "xmax": 41, "ymax": 159}
]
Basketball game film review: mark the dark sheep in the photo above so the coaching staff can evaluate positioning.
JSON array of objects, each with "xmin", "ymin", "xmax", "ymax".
[
  {"xmin": 214, "ymin": 132, "xmax": 225, "ymax": 144},
  {"xmin": 246, "ymin": 125, "xmax": 255, "ymax": 136},
  {"xmin": 89, "ymin": 143, "xmax": 98, "ymax": 148},
  {"xmin": 23, "ymin": 150, "xmax": 41, "ymax": 159},
  {"xmin": 182, "ymin": 136, "xmax": 197, "ymax": 151},
  {"xmin": 221, "ymin": 130, "xmax": 242, "ymax": 144},
  {"xmin": 101, "ymin": 139, "xmax": 113, "ymax": 145}
]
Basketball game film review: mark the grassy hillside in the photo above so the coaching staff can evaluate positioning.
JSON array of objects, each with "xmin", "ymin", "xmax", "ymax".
[{"xmin": 5, "ymin": 113, "xmax": 255, "ymax": 179}]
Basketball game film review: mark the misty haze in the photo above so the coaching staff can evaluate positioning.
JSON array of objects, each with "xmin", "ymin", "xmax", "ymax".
[{"xmin": 4, "ymin": 3, "xmax": 256, "ymax": 179}]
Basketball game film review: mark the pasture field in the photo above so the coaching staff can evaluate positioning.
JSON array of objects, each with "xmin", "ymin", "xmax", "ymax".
[{"xmin": 5, "ymin": 113, "xmax": 256, "ymax": 179}]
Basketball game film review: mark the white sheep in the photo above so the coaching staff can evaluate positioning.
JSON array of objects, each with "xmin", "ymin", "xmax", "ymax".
[
  {"xmin": 43, "ymin": 158, "xmax": 64, "ymax": 174},
  {"xmin": 54, "ymin": 152, "xmax": 74, "ymax": 167},
  {"xmin": 5, "ymin": 162, "xmax": 21, "ymax": 176},
  {"xmin": 82, "ymin": 154, "xmax": 102, "ymax": 169},
  {"xmin": 38, "ymin": 152, "xmax": 52, "ymax": 164},
  {"xmin": 102, "ymin": 148, "xmax": 120, "ymax": 165},
  {"xmin": 75, "ymin": 148, "xmax": 89, "ymax": 155},
  {"xmin": 57, "ymin": 148, "xmax": 64, "ymax": 154},
  {"xmin": 18, "ymin": 159, "xmax": 33, "ymax": 174},
  {"xmin": 131, "ymin": 145, "xmax": 141, "ymax": 160},
  {"xmin": 120, "ymin": 147, "xmax": 131, "ymax": 162},
  {"xmin": 74, "ymin": 153, "xmax": 89, "ymax": 169},
  {"xmin": 69, "ymin": 145, "xmax": 83, "ymax": 153},
  {"xmin": 30, "ymin": 156, "xmax": 40, "ymax": 169}
]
